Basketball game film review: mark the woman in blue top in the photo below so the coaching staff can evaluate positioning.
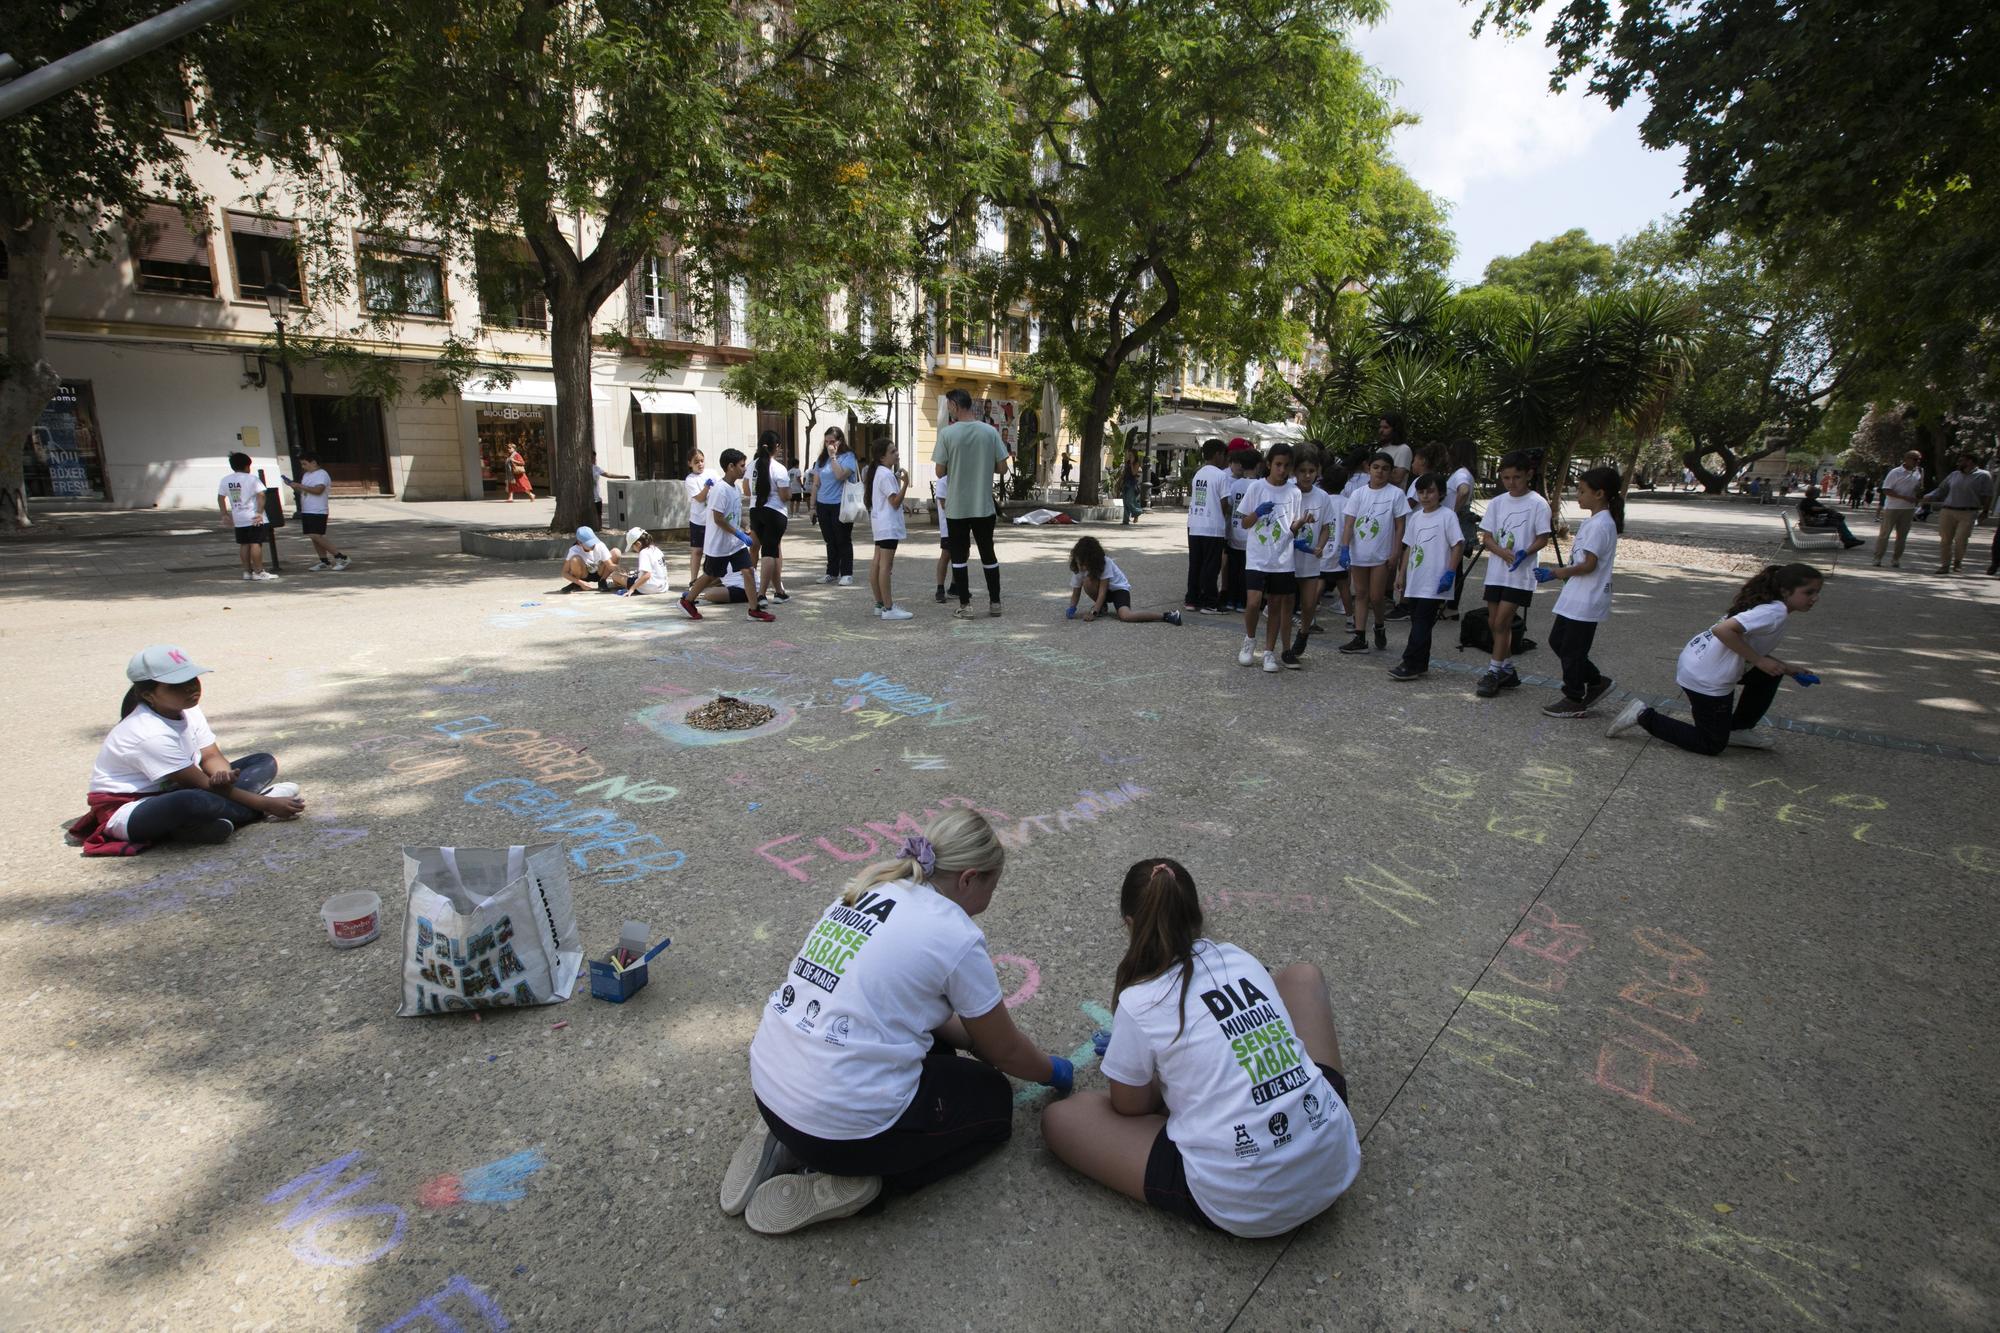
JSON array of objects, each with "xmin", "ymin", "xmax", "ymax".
[{"xmin": 812, "ymin": 427, "xmax": 860, "ymax": 584}]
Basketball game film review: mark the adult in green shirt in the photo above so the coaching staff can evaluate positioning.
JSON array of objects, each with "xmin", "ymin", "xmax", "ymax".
[{"xmin": 933, "ymin": 388, "xmax": 1012, "ymax": 617}]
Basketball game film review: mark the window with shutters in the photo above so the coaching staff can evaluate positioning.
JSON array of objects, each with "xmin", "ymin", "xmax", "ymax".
[
  {"xmin": 129, "ymin": 203, "xmax": 214, "ymax": 296},
  {"xmin": 155, "ymin": 91, "xmax": 192, "ymax": 132},
  {"xmin": 226, "ymin": 212, "xmax": 302, "ymax": 300},
  {"xmin": 476, "ymin": 233, "xmax": 547, "ymax": 330},
  {"xmin": 357, "ymin": 233, "xmax": 445, "ymax": 318},
  {"xmin": 634, "ymin": 252, "xmax": 694, "ymax": 340}
]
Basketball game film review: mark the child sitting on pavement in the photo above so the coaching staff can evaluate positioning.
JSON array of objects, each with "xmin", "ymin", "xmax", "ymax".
[{"xmin": 559, "ymin": 526, "xmax": 620, "ymax": 592}]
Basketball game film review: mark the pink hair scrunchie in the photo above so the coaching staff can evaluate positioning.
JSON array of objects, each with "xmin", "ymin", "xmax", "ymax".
[{"xmin": 899, "ymin": 835, "xmax": 937, "ymax": 879}]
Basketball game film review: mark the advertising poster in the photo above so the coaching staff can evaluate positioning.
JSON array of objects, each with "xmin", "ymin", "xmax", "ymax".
[{"xmin": 24, "ymin": 380, "xmax": 109, "ymax": 500}]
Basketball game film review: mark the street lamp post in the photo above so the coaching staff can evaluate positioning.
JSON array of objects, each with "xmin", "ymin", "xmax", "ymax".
[{"xmin": 263, "ymin": 280, "xmax": 302, "ymax": 481}]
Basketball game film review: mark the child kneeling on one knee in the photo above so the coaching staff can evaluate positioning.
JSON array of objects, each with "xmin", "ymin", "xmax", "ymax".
[{"xmin": 1067, "ymin": 537, "xmax": 1181, "ymax": 625}]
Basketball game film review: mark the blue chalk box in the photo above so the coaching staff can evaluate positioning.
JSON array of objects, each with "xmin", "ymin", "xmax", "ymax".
[{"xmin": 588, "ymin": 932, "xmax": 671, "ymax": 1004}]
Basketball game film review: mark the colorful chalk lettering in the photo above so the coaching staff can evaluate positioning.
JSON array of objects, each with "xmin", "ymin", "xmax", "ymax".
[
  {"xmin": 464, "ymin": 779, "xmax": 685, "ymax": 883},
  {"xmin": 265, "ymin": 1151, "xmax": 408, "ymax": 1268},
  {"xmin": 828, "ymin": 670, "xmax": 983, "ymax": 727},
  {"xmin": 379, "ymin": 1276, "xmax": 510, "ymax": 1333},
  {"xmin": 1592, "ymin": 927, "xmax": 1713, "ymax": 1125}
]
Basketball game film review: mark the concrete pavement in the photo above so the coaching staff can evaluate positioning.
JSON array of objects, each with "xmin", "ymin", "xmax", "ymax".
[{"xmin": 0, "ymin": 497, "xmax": 1995, "ymax": 1330}]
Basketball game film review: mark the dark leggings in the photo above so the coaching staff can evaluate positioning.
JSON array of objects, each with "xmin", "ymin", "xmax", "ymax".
[
  {"xmin": 1639, "ymin": 669, "xmax": 1782, "ymax": 755},
  {"xmin": 124, "ymin": 753, "xmax": 278, "ymax": 844},
  {"xmin": 1224, "ymin": 545, "xmax": 1247, "ymax": 608},
  {"xmin": 1185, "ymin": 534, "xmax": 1225, "ymax": 609},
  {"xmin": 947, "ymin": 512, "xmax": 1001, "ymax": 605},
  {"xmin": 1399, "ymin": 598, "xmax": 1442, "ymax": 671},
  {"xmin": 816, "ymin": 501, "xmax": 854, "ymax": 577},
  {"xmin": 1548, "ymin": 615, "xmax": 1608, "ymax": 701},
  {"xmin": 757, "ymin": 1048, "xmax": 1012, "ymax": 1196}
]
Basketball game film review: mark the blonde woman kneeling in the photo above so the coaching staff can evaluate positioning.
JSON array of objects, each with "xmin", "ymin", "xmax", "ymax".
[{"xmin": 721, "ymin": 811, "xmax": 1075, "ymax": 1234}]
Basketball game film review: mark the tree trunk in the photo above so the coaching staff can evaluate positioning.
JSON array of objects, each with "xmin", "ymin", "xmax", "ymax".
[
  {"xmin": 547, "ymin": 288, "xmax": 597, "ymax": 534},
  {"xmin": 0, "ymin": 209, "xmax": 61, "ymax": 530},
  {"xmin": 1076, "ymin": 371, "xmax": 1119, "ymax": 507}
]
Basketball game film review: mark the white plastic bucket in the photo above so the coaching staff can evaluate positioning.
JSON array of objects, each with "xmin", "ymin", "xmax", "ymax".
[{"xmin": 322, "ymin": 891, "xmax": 382, "ymax": 949}]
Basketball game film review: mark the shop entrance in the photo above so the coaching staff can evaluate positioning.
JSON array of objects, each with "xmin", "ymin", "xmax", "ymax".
[
  {"xmin": 477, "ymin": 405, "xmax": 552, "ymax": 497},
  {"xmin": 294, "ymin": 394, "xmax": 391, "ymax": 493}
]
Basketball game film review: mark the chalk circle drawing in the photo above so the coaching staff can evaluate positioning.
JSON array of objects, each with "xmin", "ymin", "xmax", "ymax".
[
  {"xmin": 993, "ymin": 954, "xmax": 1041, "ymax": 1009},
  {"xmin": 637, "ymin": 695, "xmax": 801, "ymax": 748}
]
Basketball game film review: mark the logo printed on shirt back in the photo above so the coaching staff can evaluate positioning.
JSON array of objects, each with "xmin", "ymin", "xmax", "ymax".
[
  {"xmin": 1232, "ymin": 1123, "xmax": 1260, "ymax": 1159},
  {"xmin": 1268, "ymin": 1111, "xmax": 1293, "ymax": 1147},
  {"xmin": 1203, "ymin": 977, "xmax": 1309, "ymax": 1106},
  {"xmin": 791, "ymin": 891, "xmax": 896, "ymax": 994}
]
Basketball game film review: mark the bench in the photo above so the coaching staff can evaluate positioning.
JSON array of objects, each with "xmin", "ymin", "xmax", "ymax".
[{"xmin": 1780, "ymin": 511, "xmax": 1844, "ymax": 568}]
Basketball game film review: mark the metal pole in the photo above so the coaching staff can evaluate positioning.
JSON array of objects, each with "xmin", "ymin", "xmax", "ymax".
[
  {"xmin": 0, "ymin": 0, "xmax": 252, "ymax": 120},
  {"xmin": 1142, "ymin": 342, "xmax": 1157, "ymax": 505},
  {"xmin": 274, "ymin": 314, "xmax": 303, "ymax": 480}
]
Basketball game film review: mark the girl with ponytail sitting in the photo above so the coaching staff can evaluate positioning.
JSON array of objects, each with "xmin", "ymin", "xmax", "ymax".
[
  {"xmin": 1042, "ymin": 859, "xmax": 1361, "ymax": 1237},
  {"xmin": 723, "ymin": 811, "xmax": 1075, "ymax": 1234}
]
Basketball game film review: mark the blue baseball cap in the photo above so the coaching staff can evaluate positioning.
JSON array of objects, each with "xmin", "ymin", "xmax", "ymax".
[{"xmin": 575, "ymin": 526, "xmax": 597, "ymax": 545}]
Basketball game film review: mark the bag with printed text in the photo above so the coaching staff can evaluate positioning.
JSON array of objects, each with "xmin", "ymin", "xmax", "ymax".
[
  {"xmin": 839, "ymin": 476, "xmax": 866, "ymax": 524},
  {"xmin": 396, "ymin": 844, "xmax": 583, "ymax": 1016}
]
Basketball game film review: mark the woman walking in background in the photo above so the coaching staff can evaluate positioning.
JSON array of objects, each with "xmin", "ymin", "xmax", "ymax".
[{"xmin": 1121, "ymin": 452, "xmax": 1144, "ymax": 525}]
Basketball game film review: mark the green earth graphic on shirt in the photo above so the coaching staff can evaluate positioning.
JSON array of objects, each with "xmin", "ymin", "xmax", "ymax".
[
  {"xmin": 1354, "ymin": 515, "xmax": 1381, "ymax": 540},
  {"xmin": 1410, "ymin": 544, "xmax": 1426, "ymax": 568}
]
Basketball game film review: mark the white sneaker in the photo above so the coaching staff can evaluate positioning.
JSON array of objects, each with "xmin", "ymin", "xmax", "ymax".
[
  {"xmin": 1727, "ymin": 728, "xmax": 1776, "ymax": 750},
  {"xmin": 1262, "ymin": 651, "xmax": 1280, "ymax": 674},
  {"xmin": 1605, "ymin": 698, "xmax": 1648, "ymax": 738},
  {"xmin": 719, "ymin": 1124, "xmax": 798, "ymax": 1217},
  {"xmin": 261, "ymin": 781, "xmax": 300, "ymax": 799},
  {"xmin": 1237, "ymin": 636, "xmax": 1256, "ymax": 667},
  {"xmin": 332, "ymin": 557, "xmax": 350, "ymax": 570},
  {"xmin": 837, "ymin": 575, "xmax": 855, "ymax": 586},
  {"xmin": 880, "ymin": 607, "xmax": 914, "ymax": 620},
  {"xmin": 242, "ymin": 571, "xmax": 254, "ymax": 581},
  {"xmin": 817, "ymin": 575, "xmax": 838, "ymax": 584},
  {"xmin": 252, "ymin": 570, "xmax": 280, "ymax": 581},
  {"xmin": 744, "ymin": 1171, "xmax": 882, "ymax": 1235},
  {"xmin": 308, "ymin": 560, "xmax": 332, "ymax": 571}
]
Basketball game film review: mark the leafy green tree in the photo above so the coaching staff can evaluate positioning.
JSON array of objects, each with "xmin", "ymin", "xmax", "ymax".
[
  {"xmin": 218, "ymin": 0, "xmax": 999, "ymax": 531},
  {"xmin": 0, "ymin": 5, "xmax": 212, "ymax": 528},
  {"xmin": 988, "ymin": 0, "xmax": 1407, "ymax": 505},
  {"xmin": 1479, "ymin": 227, "xmax": 1616, "ymax": 304},
  {"xmin": 1471, "ymin": 0, "xmax": 2000, "ymax": 412}
]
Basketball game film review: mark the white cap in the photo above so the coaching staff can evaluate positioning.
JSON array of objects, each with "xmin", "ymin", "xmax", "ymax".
[
  {"xmin": 127, "ymin": 645, "xmax": 212, "ymax": 684},
  {"xmin": 626, "ymin": 526, "xmax": 648, "ymax": 549}
]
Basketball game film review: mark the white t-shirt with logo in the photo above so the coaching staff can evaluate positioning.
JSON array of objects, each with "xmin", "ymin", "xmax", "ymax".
[
  {"xmin": 1226, "ymin": 474, "xmax": 1253, "ymax": 550},
  {"xmin": 870, "ymin": 467, "xmax": 906, "ymax": 542},
  {"xmin": 1444, "ymin": 466, "xmax": 1477, "ymax": 514},
  {"xmin": 1317, "ymin": 491, "xmax": 1349, "ymax": 574},
  {"xmin": 1187, "ymin": 464, "xmax": 1229, "ymax": 539},
  {"xmin": 1071, "ymin": 556, "xmax": 1132, "ymax": 593},
  {"xmin": 1240, "ymin": 478, "xmax": 1303, "ymax": 574},
  {"xmin": 1480, "ymin": 490, "xmax": 1553, "ymax": 591},
  {"xmin": 1100, "ymin": 939, "xmax": 1360, "ymax": 1238},
  {"xmin": 703, "ymin": 483, "xmax": 746, "ymax": 558},
  {"xmin": 749, "ymin": 879, "xmax": 1005, "ymax": 1139},
  {"xmin": 1401, "ymin": 507, "xmax": 1464, "ymax": 600},
  {"xmin": 1554, "ymin": 510, "xmax": 1619, "ymax": 623},
  {"xmin": 1292, "ymin": 487, "xmax": 1338, "ymax": 577},
  {"xmin": 630, "ymin": 546, "xmax": 670, "ymax": 594},
  {"xmin": 91, "ymin": 703, "xmax": 221, "ymax": 840},
  {"xmin": 1344, "ymin": 483, "xmax": 1410, "ymax": 568},
  {"xmin": 297, "ymin": 468, "xmax": 331, "ymax": 515},
  {"xmin": 759, "ymin": 461, "xmax": 791, "ymax": 513},
  {"xmin": 565, "ymin": 539, "xmax": 612, "ymax": 570},
  {"xmin": 1677, "ymin": 600, "xmax": 1789, "ymax": 696},
  {"xmin": 686, "ymin": 471, "xmax": 717, "ymax": 527},
  {"xmin": 218, "ymin": 471, "xmax": 263, "ymax": 526}
]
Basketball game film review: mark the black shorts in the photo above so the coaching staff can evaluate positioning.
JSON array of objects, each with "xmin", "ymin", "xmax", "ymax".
[
  {"xmin": 702, "ymin": 549, "xmax": 751, "ymax": 577},
  {"xmin": 749, "ymin": 507, "xmax": 787, "ymax": 554},
  {"xmin": 1485, "ymin": 585, "xmax": 1533, "ymax": 608},
  {"xmin": 723, "ymin": 586, "xmax": 749, "ymax": 604},
  {"xmin": 233, "ymin": 523, "xmax": 270, "ymax": 546},
  {"xmin": 688, "ymin": 523, "xmax": 706, "ymax": 550},
  {"xmin": 1143, "ymin": 1063, "xmax": 1349, "ymax": 1230},
  {"xmin": 875, "ymin": 539, "xmax": 900, "ymax": 551},
  {"xmin": 1245, "ymin": 569, "xmax": 1297, "ymax": 596},
  {"xmin": 1104, "ymin": 588, "xmax": 1132, "ymax": 610},
  {"xmin": 300, "ymin": 513, "xmax": 328, "ymax": 535}
]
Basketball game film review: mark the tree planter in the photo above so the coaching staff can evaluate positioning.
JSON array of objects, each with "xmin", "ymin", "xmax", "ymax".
[{"xmin": 461, "ymin": 528, "xmax": 571, "ymax": 561}]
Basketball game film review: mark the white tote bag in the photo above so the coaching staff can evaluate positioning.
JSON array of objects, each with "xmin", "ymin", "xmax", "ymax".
[
  {"xmin": 838, "ymin": 474, "xmax": 866, "ymax": 523},
  {"xmin": 396, "ymin": 844, "xmax": 582, "ymax": 1015}
]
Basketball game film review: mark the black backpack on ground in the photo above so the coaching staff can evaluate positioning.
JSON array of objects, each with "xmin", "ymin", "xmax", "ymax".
[{"xmin": 1458, "ymin": 606, "xmax": 1537, "ymax": 654}]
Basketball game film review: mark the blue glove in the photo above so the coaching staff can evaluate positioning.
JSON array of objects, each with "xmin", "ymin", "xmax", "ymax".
[
  {"xmin": 1065, "ymin": 606, "xmax": 1077, "ymax": 619},
  {"xmin": 1337, "ymin": 544, "xmax": 1351, "ymax": 568},
  {"xmin": 1509, "ymin": 548, "xmax": 1534, "ymax": 572},
  {"xmin": 1044, "ymin": 1056, "xmax": 1075, "ymax": 1093},
  {"xmin": 1792, "ymin": 671, "xmax": 1820, "ymax": 687},
  {"xmin": 1092, "ymin": 1028, "xmax": 1111, "ymax": 1058},
  {"xmin": 1293, "ymin": 537, "xmax": 1314, "ymax": 553},
  {"xmin": 1438, "ymin": 569, "xmax": 1454, "ymax": 592},
  {"xmin": 1533, "ymin": 566, "xmax": 1555, "ymax": 584},
  {"xmin": 737, "ymin": 533, "xmax": 752, "ymax": 551},
  {"xmin": 1254, "ymin": 501, "xmax": 1276, "ymax": 518}
]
